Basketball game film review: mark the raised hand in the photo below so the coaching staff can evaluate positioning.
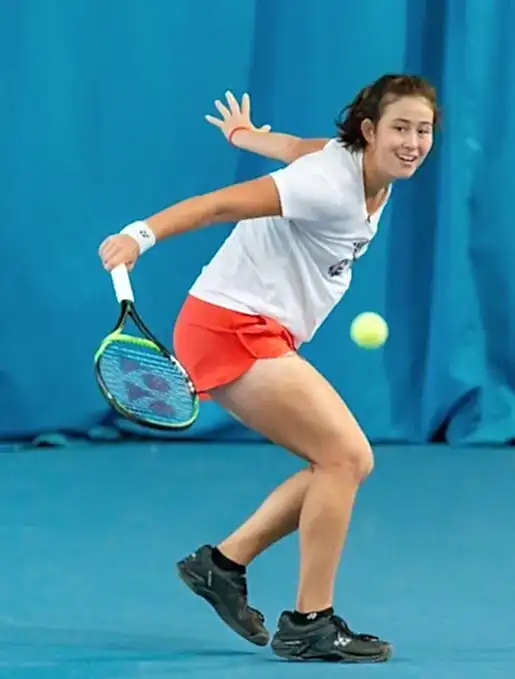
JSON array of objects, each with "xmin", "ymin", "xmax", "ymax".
[{"xmin": 205, "ymin": 91, "xmax": 271, "ymax": 142}]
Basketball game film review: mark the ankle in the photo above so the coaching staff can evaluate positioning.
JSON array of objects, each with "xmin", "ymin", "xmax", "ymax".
[
  {"xmin": 211, "ymin": 546, "xmax": 246, "ymax": 574},
  {"xmin": 216, "ymin": 538, "xmax": 256, "ymax": 567},
  {"xmin": 291, "ymin": 607, "xmax": 334, "ymax": 625}
]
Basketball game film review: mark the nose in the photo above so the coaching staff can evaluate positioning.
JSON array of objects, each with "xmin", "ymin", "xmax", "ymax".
[{"xmin": 403, "ymin": 131, "xmax": 418, "ymax": 150}]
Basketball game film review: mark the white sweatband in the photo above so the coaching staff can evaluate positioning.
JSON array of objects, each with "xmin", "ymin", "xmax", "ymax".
[{"xmin": 120, "ymin": 220, "xmax": 156, "ymax": 254}]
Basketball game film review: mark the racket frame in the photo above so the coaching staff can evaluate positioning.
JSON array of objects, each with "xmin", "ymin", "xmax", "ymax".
[{"xmin": 94, "ymin": 267, "xmax": 199, "ymax": 430}]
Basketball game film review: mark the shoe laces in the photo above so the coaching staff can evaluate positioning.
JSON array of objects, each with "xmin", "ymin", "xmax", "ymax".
[
  {"xmin": 332, "ymin": 614, "xmax": 379, "ymax": 642},
  {"xmin": 249, "ymin": 606, "xmax": 265, "ymax": 623},
  {"xmin": 234, "ymin": 574, "xmax": 265, "ymax": 623}
]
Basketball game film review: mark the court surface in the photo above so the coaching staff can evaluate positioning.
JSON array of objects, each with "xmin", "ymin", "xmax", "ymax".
[{"xmin": 0, "ymin": 441, "xmax": 513, "ymax": 678}]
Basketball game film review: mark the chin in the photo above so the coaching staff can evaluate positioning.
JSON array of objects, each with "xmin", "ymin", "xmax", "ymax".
[{"xmin": 392, "ymin": 164, "xmax": 419, "ymax": 180}]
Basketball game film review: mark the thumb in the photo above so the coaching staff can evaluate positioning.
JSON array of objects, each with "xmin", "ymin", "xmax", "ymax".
[{"xmin": 258, "ymin": 124, "xmax": 272, "ymax": 133}]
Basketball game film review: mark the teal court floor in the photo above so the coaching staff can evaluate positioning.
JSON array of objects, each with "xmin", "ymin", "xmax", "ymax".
[{"xmin": 0, "ymin": 442, "xmax": 513, "ymax": 678}]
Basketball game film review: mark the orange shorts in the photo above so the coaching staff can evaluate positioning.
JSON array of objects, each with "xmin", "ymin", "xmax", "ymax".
[{"xmin": 173, "ymin": 295, "xmax": 296, "ymax": 399}]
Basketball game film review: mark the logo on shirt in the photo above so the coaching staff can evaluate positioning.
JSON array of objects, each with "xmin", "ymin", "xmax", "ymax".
[
  {"xmin": 328, "ymin": 240, "xmax": 368, "ymax": 278},
  {"xmin": 328, "ymin": 259, "xmax": 351, "ymax": 277}
]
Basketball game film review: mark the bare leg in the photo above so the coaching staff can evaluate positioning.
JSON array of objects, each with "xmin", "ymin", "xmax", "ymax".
[
  {"xmin": 179, "ymin": 353, "xmax": 390, "ymax": 662},
  {"xmin": 217, "ymin": 467, "xmax": 312, "ymax": 566},
  {"xmin": 211, "ymin": 354, "xmax": 374, "ymax": 613},
  {"xmin": 295, "ymin": 464, "xmax": 359, "ymax": 611}
]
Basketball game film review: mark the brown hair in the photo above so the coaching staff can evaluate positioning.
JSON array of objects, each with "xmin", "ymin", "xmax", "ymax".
[{"xmin": 337, "ymin": 74, "xmax": 439, "ymax": 151}]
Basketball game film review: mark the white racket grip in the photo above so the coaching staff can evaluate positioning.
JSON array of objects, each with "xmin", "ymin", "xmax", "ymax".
[{"xmin": 110, "ymin": 264, "xmax": 135, "ymax": 303}]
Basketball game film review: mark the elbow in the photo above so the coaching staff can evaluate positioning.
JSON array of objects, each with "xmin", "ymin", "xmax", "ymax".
[
  {"xmin": 189, "ymin": 191, "xmax": 232, "ymax": 226},
  {"xmin": 206, "ymin": 176, "xmax": 282, "ymax": 225},
  {"xmin": 283, "ymin": 140, "xmax": 304, "ymax": 163},
  {"xmin": 204, "ymin": 187, "xmax": 245, "ymax": 224},
  {"xmin": 210, "ymin": 194, "xmax": 235, "ymax": 224}
]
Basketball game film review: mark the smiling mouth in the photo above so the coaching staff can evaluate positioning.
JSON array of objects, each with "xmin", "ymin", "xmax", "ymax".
[{"xmin": 395, "ymin": 152, "xmax": 418, "ymax": 164}]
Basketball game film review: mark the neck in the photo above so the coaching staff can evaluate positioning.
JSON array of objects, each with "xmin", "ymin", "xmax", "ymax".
[{"xmin": 362, "ymin": 148, "xmax": 391, "ymax": 198}]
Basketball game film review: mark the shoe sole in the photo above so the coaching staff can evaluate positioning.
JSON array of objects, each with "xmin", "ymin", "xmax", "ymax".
[
  {"xmin": 177, "ymin": 562, "xmax": 270, "ymax": 647},
  {"xmin": 271, "ymin": 639, "xmax": 393, "ymax": 663}
]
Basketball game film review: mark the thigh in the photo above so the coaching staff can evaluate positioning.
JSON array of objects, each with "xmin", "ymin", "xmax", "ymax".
[{"xmin": 209, "ymin": 354, "xmax": 371, "ymax": 468}]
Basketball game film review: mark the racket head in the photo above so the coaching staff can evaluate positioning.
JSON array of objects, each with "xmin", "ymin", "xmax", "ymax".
[{"xmin": 94, "ymin": 329, "xmax": 199, "ymax": 431}]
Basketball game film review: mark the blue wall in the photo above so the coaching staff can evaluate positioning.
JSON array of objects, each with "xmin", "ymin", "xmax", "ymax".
[{"xmin": 2, "ymin": 0, "xmax": 515, "ymax": 446}]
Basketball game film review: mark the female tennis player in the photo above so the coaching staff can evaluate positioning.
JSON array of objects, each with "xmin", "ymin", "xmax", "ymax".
[{"xmin": 99, "ymin": 74, "xmax": 438, "ymax": 663}]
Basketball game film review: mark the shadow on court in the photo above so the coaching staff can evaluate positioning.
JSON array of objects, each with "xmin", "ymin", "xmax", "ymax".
[{"xmin": 0, "ymin": 441, "xmax": 513, "ymax": 678}]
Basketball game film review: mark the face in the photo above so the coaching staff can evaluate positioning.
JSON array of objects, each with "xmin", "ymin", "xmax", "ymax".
[{"xmin": 362, "ymin": 96, "xmax": 435, "ymax": 180}]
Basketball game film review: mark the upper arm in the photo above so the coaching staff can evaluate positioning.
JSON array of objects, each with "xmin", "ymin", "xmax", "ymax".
[
  {"xmin": 289, "ymin": 138, "xmax": 331, "ymax": 162},
  {"xmin": 208, "ymin": 143, "xmax": 340, "ymax": 226},
  {"xmin": 269, "ymin": 151, "xmax": 343, "ymax": 223},
  {"xmin": 211, "ymin": 176, "xmax": 283, "ymax": 223}
]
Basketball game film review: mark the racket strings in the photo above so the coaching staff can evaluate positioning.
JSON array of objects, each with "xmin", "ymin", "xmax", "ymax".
[{"xmin": 98, "ymin": 339, "xmax": 194, "ymax": 426}]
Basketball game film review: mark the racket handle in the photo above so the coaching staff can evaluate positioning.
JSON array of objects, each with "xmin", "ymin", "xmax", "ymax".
[{"xmin": 110, "ymin": 265, "xmax": 135, "ymax": 303}]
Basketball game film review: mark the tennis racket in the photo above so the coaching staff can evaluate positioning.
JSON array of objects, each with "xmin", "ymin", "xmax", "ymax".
[{"xmin": 94, "ymin": 264, "xmax": 199, "ymax": 430}]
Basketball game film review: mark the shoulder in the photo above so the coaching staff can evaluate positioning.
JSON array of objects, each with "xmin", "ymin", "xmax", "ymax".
[
  {"xmin": 268, "ymin": 141, "xmax": 363, "ymax": 222},
  {"xmin": 281, "ymin": 139, "xmax": 360, "ymax": 180},
  {"xmin": 275, "ymin": 140, "xmax": 363, "ymax": 201},
  {"xmin": 320, "ymin": 140, "xmax": 363, "ymax": 176}
]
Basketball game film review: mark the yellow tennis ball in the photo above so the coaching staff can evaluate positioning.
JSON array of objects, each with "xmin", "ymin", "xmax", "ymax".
[{"xmin": 350, "ymin": 312, "xmax": 389, "ymax": 349}]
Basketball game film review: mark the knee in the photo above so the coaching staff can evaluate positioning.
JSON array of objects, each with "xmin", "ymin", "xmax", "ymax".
[
  {"xmin": 343, "ymin": 441, "xmax": 374, "ymax": 483},
  {"xmin": 318, "ymin": 439, "xmax": 374, "ymax": 484},
  {"xmin": 355, "ymin": 442, "xmax": 375, "ymax": 480}
]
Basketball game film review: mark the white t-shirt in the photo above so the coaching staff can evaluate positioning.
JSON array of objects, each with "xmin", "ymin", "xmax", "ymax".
[{"xmin": 189, "ymin": 140, "xmax": 390, "ymax": 346}]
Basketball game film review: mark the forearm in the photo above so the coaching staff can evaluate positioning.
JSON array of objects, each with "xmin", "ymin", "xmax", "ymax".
[
  {"xmin": 231, "ymin": 129, "xmax": 301, "ymax": 163},
  {"xmin": 231, "ymin": 129, "xmax": 329, "ymax": 164},
  {"xmin": 144, "ymin": 193, "xmax": 221, "ymax": 241}
]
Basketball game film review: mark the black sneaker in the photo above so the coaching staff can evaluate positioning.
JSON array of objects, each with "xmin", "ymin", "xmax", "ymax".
[
  {"xmin": 271, "ymin": 611, "xmax": 392, "ymax": 663},
  {"xmin": 176, "ymin": 545, "xmax": 269, "ymax": 646}
]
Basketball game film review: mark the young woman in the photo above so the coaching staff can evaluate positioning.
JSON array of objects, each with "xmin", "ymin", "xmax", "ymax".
[{"xmin": 99, "ymin": 74, "xmax": 438, "ymax": 663}]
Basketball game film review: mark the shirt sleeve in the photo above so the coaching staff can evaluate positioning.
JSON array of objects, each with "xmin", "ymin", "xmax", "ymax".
[{"xmin": 270, "ymin": 149, "xmax": 343, "ymax": 224}]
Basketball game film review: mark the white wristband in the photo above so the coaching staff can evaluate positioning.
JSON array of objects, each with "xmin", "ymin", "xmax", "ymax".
[{"xmin": 120, "ymin": 220, "xmax": 156, "ymax": 254}]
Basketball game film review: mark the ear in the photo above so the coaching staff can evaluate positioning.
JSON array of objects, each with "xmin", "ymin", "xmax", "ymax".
[{"xmin": 360, "ymin": 118, "xmax": 375, "ymax": 145}]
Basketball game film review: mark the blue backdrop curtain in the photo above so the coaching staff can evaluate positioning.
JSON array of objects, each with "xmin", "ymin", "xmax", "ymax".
[{"xmin": 1, "ymin": 0, "xmax": 515, "ymax": 446}]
